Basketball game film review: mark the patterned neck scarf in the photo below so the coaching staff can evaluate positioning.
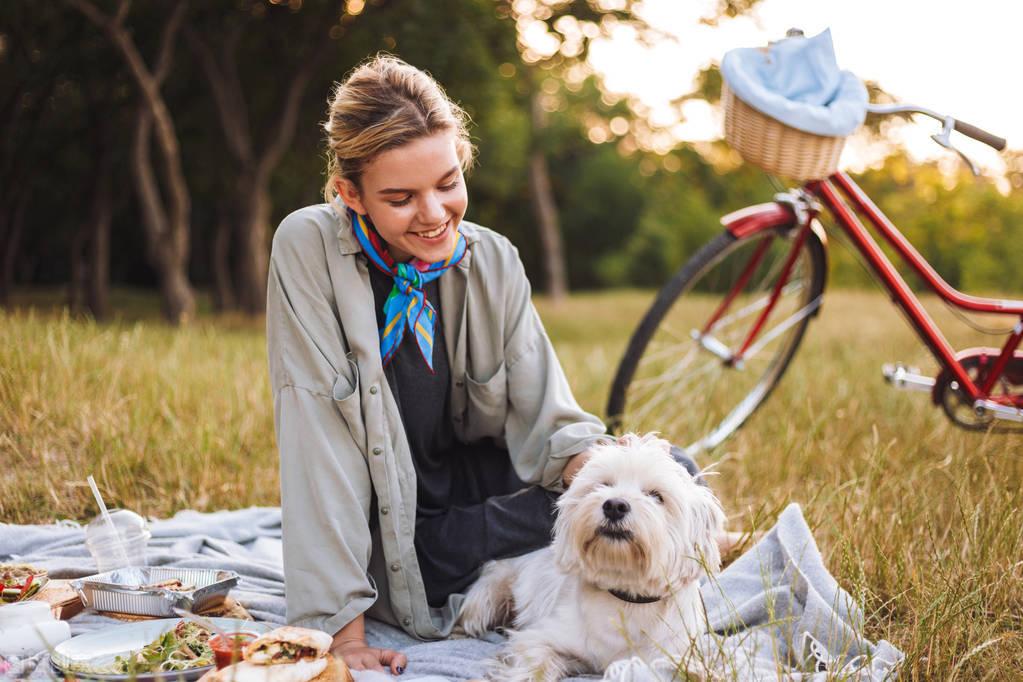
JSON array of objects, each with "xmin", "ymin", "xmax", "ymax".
[{"xmin": 350, "ymin": 208, "xmax": 467, "ymax": 371}]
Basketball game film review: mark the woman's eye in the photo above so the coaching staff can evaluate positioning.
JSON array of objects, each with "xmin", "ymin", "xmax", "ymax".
[
  {"xmin": 647, "ymin": 490, "xmax": 664, "ymax": 503},
  {"xmin": 439, "ymin": 180, "xmax": 460, "ymax": 192},
  {"xmin": 388, "ymin": 196, "xmax": 412, "ymax": 207}
]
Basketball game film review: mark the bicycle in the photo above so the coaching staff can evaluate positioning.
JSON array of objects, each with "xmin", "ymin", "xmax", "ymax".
[{"xmin": 606, "ymin": 95, "xmax": 1023, "ymax": 456}]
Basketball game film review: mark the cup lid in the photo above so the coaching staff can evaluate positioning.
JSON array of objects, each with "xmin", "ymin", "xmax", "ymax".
[{"xmin": 85, "ymin": 508, "xmax": 149, "ymax": 537}]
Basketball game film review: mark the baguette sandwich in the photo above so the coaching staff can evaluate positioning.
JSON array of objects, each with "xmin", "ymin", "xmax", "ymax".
[{"xmin": 200, "ymin": 626, "xmax": 352, "ymax": 682}]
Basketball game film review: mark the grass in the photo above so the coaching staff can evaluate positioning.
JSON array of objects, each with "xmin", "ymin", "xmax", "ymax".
[{"xmin": 2, "ymin": 287, "xmax": 1021, "ymax": 678}]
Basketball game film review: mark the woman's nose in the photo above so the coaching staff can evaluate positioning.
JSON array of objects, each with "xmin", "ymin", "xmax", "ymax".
[{"xmin": 417, "ymin": 192, "xmax": 446, "ymax": 224}]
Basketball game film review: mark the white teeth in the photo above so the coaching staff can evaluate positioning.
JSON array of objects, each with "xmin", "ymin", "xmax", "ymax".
[{"xmin": 416, "ymin": 223, "xmax": 447, "ymax": 239}]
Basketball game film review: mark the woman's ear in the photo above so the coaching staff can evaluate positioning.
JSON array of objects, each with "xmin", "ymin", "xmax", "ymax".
[{"xmin": 336, "ymin": 178, "xmax": 367, "ymax": 215}]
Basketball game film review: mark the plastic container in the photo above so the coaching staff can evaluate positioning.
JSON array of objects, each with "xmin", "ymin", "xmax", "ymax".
[{"xmin": 84, "ymin": 508, "xmax": 151, "ymax": 573}]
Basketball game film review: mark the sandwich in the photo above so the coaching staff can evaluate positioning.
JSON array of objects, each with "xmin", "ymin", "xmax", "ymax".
[{"xmin": 200, "ymin": 626, "xmax": 352, "ymax": 682}]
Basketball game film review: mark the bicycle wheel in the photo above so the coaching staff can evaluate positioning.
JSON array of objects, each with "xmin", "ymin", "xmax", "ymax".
[{"xmin": 607, "ymin": 225, "xmax": 827, "ymax": 454}]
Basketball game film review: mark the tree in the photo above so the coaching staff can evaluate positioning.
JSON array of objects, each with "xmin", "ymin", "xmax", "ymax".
[
  {"xmin": 498, "ymin": 0, "xmax": 654, "ymax": 301},
  {"xmin": 0, "ymin": 5, "xmax": 71, "ymax": 304},
  {"xmin": 68, "ymin": 0, "xmax": 196, "ymax": 324},
  {"xmin": 186, "ymin": 2, "xmax": 339, "ymax": 314}
]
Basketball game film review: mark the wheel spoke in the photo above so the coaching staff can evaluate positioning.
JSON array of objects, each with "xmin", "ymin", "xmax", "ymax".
[
  {"xmin": 741, "ymin": 295, "xmax": 822, "ymax": 361},
  {"xmin": 612, "ymin": 229, "xmax": 822, "ymax": 454},
  {"xmin": 627, "ymin": 362, "xmax": 722, "ymax": 427}
]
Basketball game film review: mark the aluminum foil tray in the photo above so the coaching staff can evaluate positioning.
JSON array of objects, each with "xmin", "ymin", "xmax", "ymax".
[{"xmin": 71, "ymin": 567, "xmax": 239, "ymax": 617}]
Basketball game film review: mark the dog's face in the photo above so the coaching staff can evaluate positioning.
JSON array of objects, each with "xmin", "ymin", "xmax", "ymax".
[{"xmin": 552, "ymin": 434, "xmax": 725, "ymax": 597}]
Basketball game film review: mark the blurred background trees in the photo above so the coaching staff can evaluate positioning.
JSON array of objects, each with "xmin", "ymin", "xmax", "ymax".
[{"xmin": 1, "ymin": 0, "xmax": 1021, "ymax": 323}]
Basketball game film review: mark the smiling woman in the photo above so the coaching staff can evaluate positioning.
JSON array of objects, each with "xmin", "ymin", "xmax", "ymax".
[
  {"xmin": 337, "ymin": 139, "xmax": 467, "ymax": 264},
  {"xmin": 265, "ymin": 55, "xmax": 610, "ymax": 673}
]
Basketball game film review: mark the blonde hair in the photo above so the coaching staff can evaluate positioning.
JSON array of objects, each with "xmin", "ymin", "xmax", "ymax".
[{"xmin": 322, "ymin": 54, "xmax": 476, "ymax": 204}]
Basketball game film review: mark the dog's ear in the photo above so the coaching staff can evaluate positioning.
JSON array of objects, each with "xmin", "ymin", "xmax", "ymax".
[
  {"xmin": 690, "ymin": 487, "xmax": 726, "ymax": 574},
  {"xmin": 552, "ymin": 495, "xmax": 581, "ymax": 573},
  {"xmin": 667, "ymin": 484, "xmax": 727, "ymax": 585}
]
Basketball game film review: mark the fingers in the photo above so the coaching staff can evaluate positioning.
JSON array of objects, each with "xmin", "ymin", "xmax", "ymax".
[
  {"xmin": 379, "ymin": 648, "xmax": 408, "ymax": 675},
  {"xmin": 342, "ymin": 650, "xmax": 386, "ymax": 672}
]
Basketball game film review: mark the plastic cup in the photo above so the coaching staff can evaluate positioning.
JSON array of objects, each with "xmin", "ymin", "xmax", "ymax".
[{"xmin": 85, "ymin": 508, "xmax": 151, "ymax": 573}]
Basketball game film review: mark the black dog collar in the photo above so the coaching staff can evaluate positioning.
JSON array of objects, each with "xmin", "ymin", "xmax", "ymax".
[{"xmin": 607, "ymin": 588, "xmax": 663, "ymax": 604}]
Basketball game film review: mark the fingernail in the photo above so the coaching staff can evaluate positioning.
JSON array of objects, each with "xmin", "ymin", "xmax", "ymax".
[{"xmin": 397, "ymin": 666, "xmax": 405, "ymax": 675}]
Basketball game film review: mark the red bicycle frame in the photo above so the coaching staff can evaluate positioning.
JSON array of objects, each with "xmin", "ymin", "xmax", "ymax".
[{"xmin": 716, "ymin": 171, "xmax": 1023, "ymax": 407}]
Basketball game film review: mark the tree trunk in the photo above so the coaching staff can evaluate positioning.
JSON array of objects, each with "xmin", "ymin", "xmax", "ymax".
[
  {"xmin": 527, "ymin": 91, "xmax": 568, "ymax": 302},
  {"xmin": 187, "ymin": 20, "xmax": 330, "ymax": 316},
  {"xmin": 210, "ymin": 201, "xmax": 235, "ymax": 312},
  {"xmin": 68, "ymin": 217, "xmax": 87, "ymax": 314},
  {"xmin": 87, "ymin": 169, "xmax": 112, "ymax": 320},
  {"xmin": 132, "ymin": 104, "xmax": 195, "ymax": 324},
  {"xmin": 68, "ymin": 121, "xmax": 113, "ymax": 320},
  {"xmin": 69, "ymin": 0, "xmax": 195, "ymax": 325},
  {"xmin": 232, "ymin": 169, "xmax": 271, "ymax": 314},
  {"xmin": 158, "ymin": 258, "xmax": 195, "ymax": 324},
  {"xmin": 0, "ymin": 187, "xmax": 29, "ymax": 305}
]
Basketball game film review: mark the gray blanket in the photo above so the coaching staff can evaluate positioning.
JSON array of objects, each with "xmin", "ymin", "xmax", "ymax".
[{"xmin": 0, "ymin": 504, "xmax": 903, "ymax": 680}]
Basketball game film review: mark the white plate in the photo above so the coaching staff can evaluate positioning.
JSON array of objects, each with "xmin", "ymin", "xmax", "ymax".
[{"xmin": 50, "ymin": 617, "xmax": 273, "ymax": 681}]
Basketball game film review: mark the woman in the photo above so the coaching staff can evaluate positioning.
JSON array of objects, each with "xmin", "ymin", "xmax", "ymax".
[{"xmin": 266, "ymin": 56, "xmax": 702, "ymax": 673}]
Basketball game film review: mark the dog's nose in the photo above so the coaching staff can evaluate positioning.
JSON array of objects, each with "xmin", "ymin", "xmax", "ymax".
[{"xmin": 602, "ymin": 498, "xmax": 630, "ymax": 521}]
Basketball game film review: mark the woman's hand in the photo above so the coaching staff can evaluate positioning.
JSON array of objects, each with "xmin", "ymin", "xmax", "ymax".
[
  {"xmin": 332, "ymin": 614, "xmax": 407, "ymax": 674},
  {"xmin": 561, "ymin": 449, "xmax": 594, "ymax": 488},
  {"xmin": 332, "ymin": 638, "xmax": 407, "ymax": 674}
]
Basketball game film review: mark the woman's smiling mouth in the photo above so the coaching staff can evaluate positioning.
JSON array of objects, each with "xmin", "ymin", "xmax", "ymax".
[{"xmin": 411, "ymin": 221, "xmax": 449, "ymax": 241}]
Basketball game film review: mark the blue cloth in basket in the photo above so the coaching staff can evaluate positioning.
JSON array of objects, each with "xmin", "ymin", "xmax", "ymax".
[{"xmin": 721, "ymin": 28, "xmax": 868, "ymax": 137}]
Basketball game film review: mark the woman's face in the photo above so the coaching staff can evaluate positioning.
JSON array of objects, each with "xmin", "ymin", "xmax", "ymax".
[{"xmin": 339, "ymin": 130, "xmax": 468, "ymax": 263}]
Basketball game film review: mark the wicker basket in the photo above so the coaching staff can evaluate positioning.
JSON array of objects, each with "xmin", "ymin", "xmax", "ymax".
[{"xmin": 722, "ymin": 82, "xmax": 845, "ymax": 181}]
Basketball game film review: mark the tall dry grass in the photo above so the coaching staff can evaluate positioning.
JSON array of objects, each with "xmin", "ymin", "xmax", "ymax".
[{"xmin": 1, "ymin": 288, "xmax": 1021, "ymax": 677}]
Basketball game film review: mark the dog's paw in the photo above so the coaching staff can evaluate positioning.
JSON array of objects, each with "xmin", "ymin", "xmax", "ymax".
[
  {"xmin": 456, "ymin": 595, "xmax": 497, "ymax": 638},
  {"xmin": 488, "ymin": 635, "xmax": 570, "ymax": 682},
  {"xmin": 456, "ymin": 560, "xmax": 517, "ymax": 637}
]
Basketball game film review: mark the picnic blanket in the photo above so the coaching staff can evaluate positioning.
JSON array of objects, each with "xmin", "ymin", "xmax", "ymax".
[{"xmin": 0, "ymin": 504, "xmax": 903, "ymax": 680}]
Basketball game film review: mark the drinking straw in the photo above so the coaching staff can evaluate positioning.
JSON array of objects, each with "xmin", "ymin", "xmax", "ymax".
[{"xmin": 87, "ymin": 475, "xmax": 131, "ymax": 570}]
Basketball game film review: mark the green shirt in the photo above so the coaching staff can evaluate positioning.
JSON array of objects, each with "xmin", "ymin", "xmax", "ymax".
[{"xmin": 266, "ymin": 203, "xmax": 606, "ymax": 640}]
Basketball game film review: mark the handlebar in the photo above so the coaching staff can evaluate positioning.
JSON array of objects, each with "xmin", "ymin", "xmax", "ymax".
[
  {"xmin": 866, "ymin": 103, "xmax": 1007, "ymax": 151},
  {"xmin": 953, "ymin": 120, "xmax": 1006, "ymax": 151}
]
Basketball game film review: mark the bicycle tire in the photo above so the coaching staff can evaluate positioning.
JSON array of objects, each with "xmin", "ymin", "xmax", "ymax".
[{"xmin": 606, "ymin": 226, "xmax": 827, "ymax": 453}]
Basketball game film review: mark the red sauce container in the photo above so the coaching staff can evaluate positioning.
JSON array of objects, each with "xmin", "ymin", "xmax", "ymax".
[{"xmin": 209, "ymin": 632, "xmax": 257, "ymax": 669}]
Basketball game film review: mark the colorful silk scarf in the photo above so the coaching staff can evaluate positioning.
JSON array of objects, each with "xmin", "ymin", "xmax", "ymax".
[{"xmin": 349, "ymin": 208, "xmax": 466, "ymax": 370}]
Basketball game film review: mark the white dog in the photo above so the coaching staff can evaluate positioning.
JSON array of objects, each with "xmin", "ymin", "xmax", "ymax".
[{"xmin": 456, "ymin": 433, "xmax": 726, "ymax": 682}]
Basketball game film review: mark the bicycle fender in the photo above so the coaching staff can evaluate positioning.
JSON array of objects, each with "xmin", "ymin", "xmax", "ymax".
[{"xmin": 721, "ymin": 202, "xmax": 797, "ymax": 239}]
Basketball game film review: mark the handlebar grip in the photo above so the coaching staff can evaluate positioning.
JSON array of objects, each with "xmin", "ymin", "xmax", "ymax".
[{"xmin": 954, "ymin": 119, "xmax": 1007, "ymax": 151}]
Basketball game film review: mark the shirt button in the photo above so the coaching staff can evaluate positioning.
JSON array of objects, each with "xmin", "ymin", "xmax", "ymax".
[
  {"xmin": 380, "ymin": 506, "xmax": 389, "ymax": 515},
  {"xmin": 369, "ymin": 385, "xmax": 378, "ymax": 395},
  {"xmin": 390, "ymin": 562, "xmax": 400, "ymax": 572},
  {"xmin": 372, "ymin": 447, "xmax": 382, "ymax": 455},
  {"xmin": 402, "ymin": 617, "xmax": 412, "ymax": 627},
  {"xmin": 455, "ymin": 380, "xmax": 464, "ymax": 388}
]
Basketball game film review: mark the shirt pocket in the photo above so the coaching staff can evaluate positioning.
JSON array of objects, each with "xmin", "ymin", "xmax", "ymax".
[
  {"xmin": 463, "ymin": 361, "xmax": 508, "ymax": 442},
  {"xmin": 333, "ymin": 354, "xmax": 367, "ymax": 456}
]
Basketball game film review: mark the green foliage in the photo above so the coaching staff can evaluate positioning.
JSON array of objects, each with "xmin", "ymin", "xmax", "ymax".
[{"xmin": 2, "ymin": 0, "xmax": 1021, "ymax": 301}]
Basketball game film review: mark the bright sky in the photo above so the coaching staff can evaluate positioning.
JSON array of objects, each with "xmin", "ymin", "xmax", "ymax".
[{"xmin": 589, "ymin": 0, "xmax": 1020, "ymax": 178}]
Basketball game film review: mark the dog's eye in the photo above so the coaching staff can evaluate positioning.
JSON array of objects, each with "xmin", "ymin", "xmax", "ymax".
[{"xmin": 647, "ymin": 490, "xmax": 664, "ymax": 503}]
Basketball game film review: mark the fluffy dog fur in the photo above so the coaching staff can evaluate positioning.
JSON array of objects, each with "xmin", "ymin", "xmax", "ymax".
[{"xmin": 456, "ymin": 434, "xmax": 726, "ymax": 682}]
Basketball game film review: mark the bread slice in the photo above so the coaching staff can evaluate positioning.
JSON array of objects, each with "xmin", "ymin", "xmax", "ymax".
[{"xmin": 198, "ymin": 655, "xmax": 352, "ymax": 682}]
